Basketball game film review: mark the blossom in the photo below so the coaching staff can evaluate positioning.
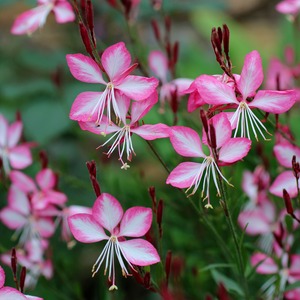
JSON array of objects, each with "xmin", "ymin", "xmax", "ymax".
[
  {"xmin": 196, "ymin": 51, "xmax": 296, "ymax": 140},
  {"xmin": 11, "ymin": 0, "xmax": 75, "ymax": 35},
  {"xmin": 166, "ymin": 113, "xmax": 251, "ymax": 208},
  {"xmin": 68, "ymin": 193, "xmax": 160, "ymax": 290},
  {"xmin": 0, "ymin": 114, "xmax": 32, "ymax": 175},
  {"xmin": 276, "ymin": 0, "xmax": 300, "ymax": 19},
  {"xmin": 79, "ymin": 92, "xmax": 169, "ymax": 169},
  {"xmin": 67, "ymin": 42, "xmax": 159, "ymax": 125}
]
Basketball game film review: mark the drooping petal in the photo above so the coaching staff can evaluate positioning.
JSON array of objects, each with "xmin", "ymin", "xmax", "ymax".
[
  {"xmin": 0, "ymin": 115, "xmax": 8, "ymax": 147},
  {"xmin": 68, "ymin": 214, "xmax": 108, "ymax": 243},
  {"xmin": 116, "ymin": 75, "xmax": 159, "ymax": 101},
  {"xmin": 101, "ymin": 42, "xmax": 131, "ymax": 81},
  {"xmin": 169, "ymin": 126, "xmax": 205, "ymax": 157},
  {"xmin": 251, "ymin": 253, "xmax": 278, "ymax": 274},
  {"xmin": 10, "ymin": 171, "xmax": 36, "ymax": 193},
  {"xmin": 7, "ymin": 121, "xmax": 22, "ymax": 148},
  {"xmin": 92, "ymin": 193, "xmax": 123, "ymax": 233},
  {"xmin": 269, "ymin": 171, "xmax": 298, "ymax": 198},
  {"xmin": 218, "ymin": 138, "xmax": 251, "ymax": 163},
  {"xmin": 148, "ymin": 50, "xmax": 168, "ymax": 82},
  {"xmin": 274, "ymin": 143, "xmax": 300, "ymax": 168},
  {"xmin": 36, "ymin": 169, "xmax": 56, "ymax": 190},
  {"xmin": 0, "ymin": 287, "xmax": 27, "ymax": 300},
  {"xmin": 66, "ymin": 54, "xmax": 105, "ymax": 84},
  {"xmin": 119, "ymin": 239, "xmax": 160, "ymax": 266},
  {"xmin": 79, "ymin": 118, "xmax": 120, "ymax": 135},
  {"xmin": 0, "ymin": 208, "xmax": 27, "ymax": 229},
  {"xmin": 166, "ymin": 162, "xmax": 201, "ymax": 188},
  {"xmin": 249, "ymin": 90, "xmax": 296, "ymax": 113},
  {"xmin": 53, "ymin": 1, "xmax": 75, "ymax": 23},
  {"xmin": 8, "ymin": 185, "xmax": 30, "ymax": 216},
  {"xmin": 119, "ymin": 207, "xmax": 152, "ymax": 237},
  {"xmin": 196, "ymin": 75, "xmax": 239, "ymax": 105},
  {"xmin": 237, "ymin": 50, "xmax": 263, "ymax": 99},
  {"xmin": 130, "ymin": 92, "xmax": 158, "ymax": 123},
  {"xmin": 69, "ymin": 91, "xmax": 103, "ymax": 122},
  {"xmin": 8, "ymin": 146, "xmax": 32, "ymax": 170},
  {"xmin": 132, "ymin": 124, "xmax": 169, "ymax": 140}
]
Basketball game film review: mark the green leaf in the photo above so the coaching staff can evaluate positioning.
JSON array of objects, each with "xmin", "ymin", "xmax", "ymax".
[
  {"xmin": 200, "ymin": 263, "xmax": 234, "ymax": 273},
  {"xmin": 285, "ymin": 280, "xmax": 300, "ymax": 292}
]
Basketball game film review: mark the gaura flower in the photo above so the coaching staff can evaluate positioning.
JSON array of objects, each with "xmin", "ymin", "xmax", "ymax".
[
  {"xmin": 196, "ymin": 50, "xmax": 296, "ymax": 140},
  {"xmin": 166, "ymin": 113, "xmax": 251, "ymax": 208},
  {"xmin": 66, "ymin": 42, "xmax": 159, "ymax": 125},
  {"xmin": 276, "ymin": 0, "xmax": 300, "ymax": 20},
  {"xmin": 68, "ymin": 193, "xmax": 160, "ymax": 290},
  {"xmin": 11, "ymin": 0, "xmax": 75, "ymax": 35},
  {"xmin": 79, "ymin": 92, "xmax": 169, "ymax": 169}
]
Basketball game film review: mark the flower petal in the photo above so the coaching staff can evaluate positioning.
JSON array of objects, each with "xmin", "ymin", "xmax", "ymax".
[
  {"xmin": 0, "ymin": 207, "xmax": 27, "ymax": 229},
  {"xmin": 148, "ymin": 50, "xmax": 168, "ymax": 82},
  {"xmin": 8, "ymin": 185, "xmax": 30, "ymax": 215},
  {"xmin": 36, "ymin": 217, "xmax": 55, "ymax": 238},
  {"xmin": 10, "ymin": 171, "xmax": 36, "ymax": 193},
  {"xmin": 101, "ymin": 42, "xmax": 131, "ymax": 81},
  {"xmin": 69, "ymin": 91, "xmax": 103, "ymax": 122},
  {"xmin": 36, "ymin": 168, "xmax": 56, "ymax": 190},
  {"xmin": 7, "ymin": 121, "xmax": 22, "ymax": 148},
  {"xmin": 66, "ymin": 54, "xmax": 105, "ymax": 84},
  {"xmin": 119, "ymin": 239, "xmax": 160, "ymax": 266},
  {"xmin": 0, "ymin": 114, "xmax": 8, "ymax": 147},
  {"xmin": 0, "ymin": 266, "xmax": 4, "ymax": 289},
  {"xmin": 0, "ymin": 287, "xmax": 27, "ymax": 299},
  {"xmin": 249, "ymin": 90, "xmax": 296, "ymax": 113},
  {"xmin": 237, "ymin": 50, "xmax": 263, "ymax": 99},
  {"xmin": 218, "ymin": 138, "xmax": 251, "ymax": 163},
  {"xmin": 269, "ymin": 171, "xmax": 298, "ymax": 198},
  {"xmin": 8, "ymin": 145, "xmax": 32, "ymax": 170},
  {"xmin": 274, "ymin": 142, "xmax": 300, "ymax": 168},
  {"xmin": 68, "ymin": 213, "xmax": 108, "ymax": 243},
  {"xmin": 169, "ymin": 126, "xmax": 204, "ymax": 157},
  {"xmin": 119, "ymin": 207, "xmax": 152, "ymax": 237},
  {"xmin": 53, "ymin": 1, "xmax": 75, "ymax": 23},
  {"xmin": 251, "ymin": 253, "xmax": 277, "ymax": 274},
  {"xmin": 132, "ymin": 124, "xmax": 169, "ymax": 140},
  {"xmin": 79, "ymin": 118, "xmax": 120, "ymax": 135},
  {"xmin": 92, "ymin": 193, "xmax": 123, "ymax": 233},
  {"xmin": 166, "ymin": 162, "xmax": 201, "ymax": 188}
]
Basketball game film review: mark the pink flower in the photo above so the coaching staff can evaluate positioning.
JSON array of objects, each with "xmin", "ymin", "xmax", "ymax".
[
  {"xmin": 10, "ymin": 169, "xmax": 67, "ymax": 210},
  {"xmin": 196, "ymin": 51, "xmax": 297, "ymax": 140},
  {"xmin": 11, "ymin": 0, "xmax": 75, "ymax": 35},
  {"xmin": 276, "ymin": 0, "xmax": 300, "ymax": 19},
  {"xmin": 166, "ymin": 113, "xmax": 251, "ymax": 208},
  {"xmin": 66, "ymin": 42, "xmax": 159, "ymax": 125},
  {"xmin": 68, "ymin": 193, "xmax": 160, "ymax": 290},
  {"xmin": 270, "ymin": 140, "xmax": 300, "ymax": 198},
  {"xmin": 79, "ymin": 92, "xmax": 169, "ymax": 169},
  {"xmin": 0, "ymin": 114, "xmax": 32, "ymax": 175}
]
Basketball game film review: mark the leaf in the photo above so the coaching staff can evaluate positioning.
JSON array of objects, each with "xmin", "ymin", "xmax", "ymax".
[
  {"xmin": 285, "ymin": 280, "xmax": 300, "ymax": 292},
  {"xmin": 200, "ymin": 263, "xmax": 234, "ymax": 273}
]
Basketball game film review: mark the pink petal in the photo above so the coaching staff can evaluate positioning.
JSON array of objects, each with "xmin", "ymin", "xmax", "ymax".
[
  {"xmin": 36, "ymin": 168, "xmax": 56, "ymax": 190},
  {"xmin": 101, "ymin": 42, "xmax": 131, "ymax": 81},
  {"xmin": 114, "ymin": 92, "xmax": 131, "ymax": 124},
  {"xmin": 249, "ymin": 90, "xmax": 296, "ymax": 113},
  {"xmin": 0, "ymin": 114, "xmax": 8, "ymax": 147},
  {"xmin": 238, "ymin": 209, "xmax": 272, "ymax": 235},
  {"xmin": 251, "ymin": 253, "xmax": 278, "ymax": 274},
  {"xmin": 166, "ymin": 162, "xmax": 201, "ymax": 188},
  {"xmin": 269, "ymin": 171, "xmax": 298, "ymax": 198},
  {"xmin": 36, "ymin": 218, "xmax": 55, "ymax": 238},
  {"xmin": 69, "ymin": 91, "xmax": 103, "ymax": 122},
  {"xmin": 66, "ymin": 54, "xmax": 105, "ymax": 84},
  {"xmin": 0, "ymin": 266, "xmax": 4, "ymax": 289},
  {"xmin": 119, "ymin": 239, "xmax": 160, "ymax": 266},
  {"xmin": 7, "ymin": 121, "xmax": 22, "ymax": 148},
  {"xmin": 130, "ymin": 92, "xmax": 158, "ymax": 123},
  {"xmin": 92, "ymin": 193, "xmax": 123, "ymax": 233},
  {"xmin": 8, "ymin": 185, "xmax": 30, "ymax": 215},
  {"xmin": 79, "ymin": 118, "xmax": 120, "ymax": 135},
  {"xmin": 237, "ymin": 50, "xmax": 263, "ymax": 99},
  {"xmin": 187, "ymin": 90, "xmax": 206, "ymax": 112},
  {"xmin": 148, "ymin": 50, "xmax": 168, "ymax": 82},
  {"xmin": 276, "ymin": 1, "xmax": 300, "ymax": 15},
  {"xmin": 0, "ymin": 287, "xmax": 27, "ymax": 299},
  {"xmin": 132, "ymin": 124, "xmax": 169, "ymax": 140},
  {"xmin": 0, "ymin": 208, "xmax": 27, "ymax": 229},
  {"xmin": 11, "ymin": 5, "xmax": 50, "ymax": 35},
  {"xmin": 173, "ymin": 78, "xmax": 194, "ymax": 95},
  {"xmin": 117, "ymin": 75, "xmax": 159, "ymax": 101},
  {"xmin": 8, "ymin": 145, "xmax": 32, "ymax": 170},
  {"xmin": 169, "ymin": 126, "xmax": 205, "ymax": 157},
  {"xmin": 10, "ymin": 171, "xmax": 36, "ymax": 193},
  {"xmin": 218, "ymin": 138, "xmax": 251, "ymax": 163},
  {"xmin": 68, "ymin": 213, "xmax": 108, "ymax": 243},
  {"xmin": 274, "ymin": 143, "xmax": 300, "ymax": 168},
  {"xmin": 119, "ymin": 207, "xmax": 152, "ymax": 237},
  {"xmin": 53, "ymin": 1, "xmax": 75, "ymax": 23},
  {"xmin": 25, "ymin": 295, "xmax": 43, "ymax": 300},
  {"xmin": 196, "ymin": 75, "xmax": 239, "ymax": 105}
]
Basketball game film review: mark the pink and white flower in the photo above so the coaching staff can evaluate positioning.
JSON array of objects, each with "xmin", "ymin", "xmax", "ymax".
[
  {"xmin": 166, "ymin": 113, "xmax": 251, "ymax": 208},
  {"xmin": 11, "ymin": 0, "xmax": 75, "ymax": 35},
  {"xmin": 79, "ymin": 92, "xmax": 169, "ymax": 169},
  {"xmin": 68, "ymin": 193, "xmax": 160, "ymax": 290},
  {"xmin": 0, "ymin": 114, "xmax": 32, "ymax": 175},
  {"xmin": 276, "ymin": 0, "xmax": 300, "ymax": 19},
  {"xmin": 67, "ymin": 42, "xmax": 159, "ymax": 125},
  {"xmin": 196, "ymin": 51, "xmax": 297, "ymax": 140}
]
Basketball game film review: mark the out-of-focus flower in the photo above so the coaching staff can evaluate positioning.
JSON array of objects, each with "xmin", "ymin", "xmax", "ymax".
[
  {"xmin": 68, "ymin": 193, "xmax": 160, "ymax": 290},
  {"xmin": 276, "ymin": 0, "xmax": 300, "ymax": 20},
  {"xmin": 11, "ymin": 0, "xmax": 75, "ymax": 35},
  {"xmin": 0, "ymin": 115, "xmax": 32, "ymax": 175},
  {"xmin": 67, "ymin": 42, "xmax": 158, "ymax": 125}
]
